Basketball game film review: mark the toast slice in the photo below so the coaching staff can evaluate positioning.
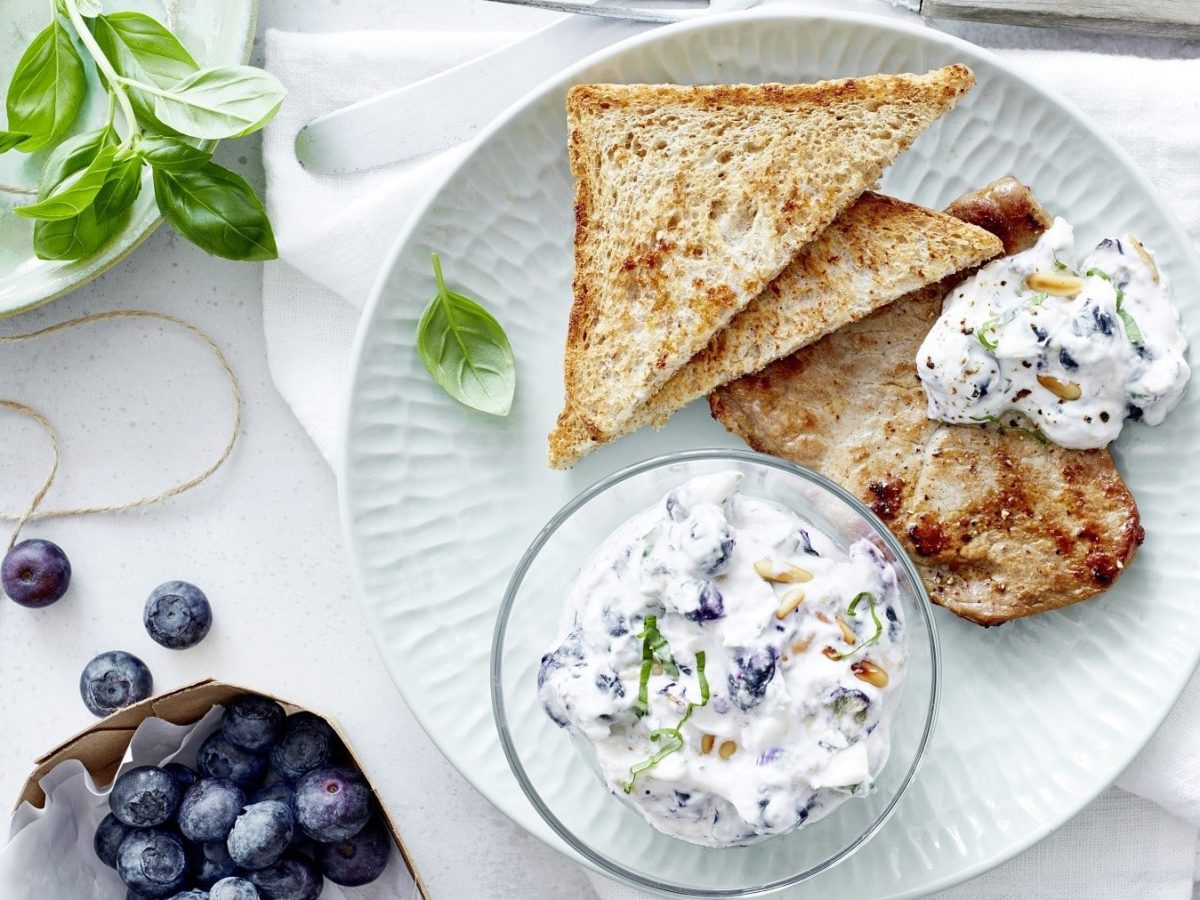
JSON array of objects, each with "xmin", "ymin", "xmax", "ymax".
[
  {"xmin": 551, "ymin": 67, "xmax": 976, "ymax": 460},
  {"xmin": 710, "ymin": 178, "xmax": 1143, "ymax": 625},
  {"xmin": 548, "ymin": 192, "xmax": 1002, "ymax": 468}
]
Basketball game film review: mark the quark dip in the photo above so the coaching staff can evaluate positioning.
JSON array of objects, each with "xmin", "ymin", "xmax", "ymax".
[
  {"xmin": 537, "ymin": 472, "xmax": 907, "ymax": 847},
  {"xmin": 917, "ymin": 218, "xmax": 1190, "ymax": 449}
]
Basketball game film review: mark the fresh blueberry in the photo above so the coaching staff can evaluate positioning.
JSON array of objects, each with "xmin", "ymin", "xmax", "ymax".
[
  {"xmin": 210, "ymin": 878, "xmax": 260, "ymax": 900},
  {"xmin": 80, "ymin": 650, "xmax": 153, "ymax": 717},
  {"xmin": 178, "ymin": 778, "xmax": 245, "ymax": 842},
  {"xmin": 269, "ymin": 713, "xmax": 338, "ymax": 782},
  {"xmin": 316, "ymin": 815, "xmax": 391, "ymax": 886},
  {"xmin": 221, "ymin": 695, "xmax": 286, "ymax": 752},
  {"xmin": 188, "ymin": 840, "xmax": 238, "ymax": 888},
  {"xmin": 227, "ymin": 800, "xmax": 294, "ymax": 870},
  {"xmin": 163, "ymin": 763, "xmax": 197, "ymax": 793},
  {"xmin": 110, "ymin": 766, "xmax": 183, "ymax": 828},
  {"xmin": 293, "ymin": 765, "xmax": 371, "ymax": 842},
  {"xmin": 168, "ymin": 892, "xmax": 209, "ymax": 899},
  {"xmin": 830, "ymin": 687, "xmax": 872, "ymax": 739},
  {"xmin": 250, "ymin": 782, "xmax": 294, "ymax": 808},
  {"xmin": 144, "ymin": 581, "xmax": 212, "ymax": 650},
  {"xmin": 245, "ymin": 853, "xmax": 323, "ymax": 900},
  {"xmin": 197, "ymin": 731, "xmax": 268, "ymax": 791},
  {"xmin": 95, "ymin": 812, "xmax": 131, "ymax": 867},
  {"xmin": 116, "ymin": 828, "xmax": 188, "ymax": 898},
  {"xmin": 2, "ymin": 539, "xmax": 71, "ymax": 608}
]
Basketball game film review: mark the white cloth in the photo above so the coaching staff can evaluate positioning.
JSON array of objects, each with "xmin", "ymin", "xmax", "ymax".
[{"xmin": 260, "ymin": 7, "xmax": 1200, "ymax": 898}]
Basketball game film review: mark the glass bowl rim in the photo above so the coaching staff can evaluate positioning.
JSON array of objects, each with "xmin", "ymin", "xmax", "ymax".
[{"xmin": 491, "ymin": 447, "xmax": 942, "ymax": 897}]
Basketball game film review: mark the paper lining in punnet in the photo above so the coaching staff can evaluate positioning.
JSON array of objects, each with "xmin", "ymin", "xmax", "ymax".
[{"xmin": 0, "ymin": 679, "xmax": 428, "ymax": 900}]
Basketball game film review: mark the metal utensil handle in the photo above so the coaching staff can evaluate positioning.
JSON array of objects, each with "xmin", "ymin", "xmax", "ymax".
[
  {"xmin": 484, "ymin": 0, "xmax": 754, "ymax": 23},
  {"xmin": 923, "ymin": 0, "xmax": 1200, "ymax": 38}
]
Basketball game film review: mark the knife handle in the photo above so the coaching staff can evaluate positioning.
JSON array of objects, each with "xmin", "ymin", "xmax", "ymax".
[{"xmin": 922, "ymin": 0, "xmax": 1200, "ymax": 38}]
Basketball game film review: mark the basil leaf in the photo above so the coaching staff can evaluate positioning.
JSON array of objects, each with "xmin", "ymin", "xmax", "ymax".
[
  {"xmin": 5, "ymin": 21, "xmax": 88, "ymax": 152},
  {"xmin": 33, "ymin": 208, "xmax": 120, "ymax": 260},
  {"xmin": 38, "ymin": 126, "xmax": 114, "ymax": 196},
  {"xmin": 146, "ymin": 66, "xmax": 286, "ymax": 140},
  {"xmin": 152, "ymin": 161, "xmax": 277, "ymax": 260},
  {"xmin": 416, "ymin": 256, "xmax": 516, "ymax": 416},
  {"xmin": 137, "ymin": 134, "xmax": 211, "ymax": 171},
  {"xmin": 91, "ymin": 12, "xmax": 198, "ymax": 129},
  {"xmin": 1086, "ymin": 266, "xmax": 1143, "ymax": 344},
  {"xmin": 92, "ymin": 149, "xmax": 144, "ymax": 221},
  {"xmin": 0, "ymin": 131, "xmax": 31, "ymax": 153},
  {"xmin": 16, "ymin": 144, "xmax": 118, "ymax": 220}
]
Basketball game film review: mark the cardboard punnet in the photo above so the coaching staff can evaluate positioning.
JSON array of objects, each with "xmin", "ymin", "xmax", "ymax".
[{"xmin": 14, "ymin": 678, "xmax": 430, "ymax": 899}]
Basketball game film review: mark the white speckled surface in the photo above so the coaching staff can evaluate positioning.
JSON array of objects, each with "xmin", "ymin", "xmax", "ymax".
[{"xmin": 2, "ymin": 3, "xmax": 1199, "ymax": 900}]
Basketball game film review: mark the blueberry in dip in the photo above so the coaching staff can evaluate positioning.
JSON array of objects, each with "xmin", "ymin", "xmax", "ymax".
[
  {"xmin": 918, "ymin": 218, "xmax": 1189, "ymax": 448},
  {"xmin": 537, "ymin": 472, "xmax": 908, "ymax": 847}
]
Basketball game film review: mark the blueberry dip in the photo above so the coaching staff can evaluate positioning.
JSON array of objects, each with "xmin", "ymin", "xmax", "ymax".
[
  {"xmin": 537, "ymin": 472, "xmax": 907, "ymax": 847},
  {"xmin": 918, "ymin": 218, "xmax": 1189, "ymax": 449}
]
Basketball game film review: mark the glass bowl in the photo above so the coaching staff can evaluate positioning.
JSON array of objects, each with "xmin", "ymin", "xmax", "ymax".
[{"xmin": 491, "ymin": 449, "xmax": 940, "ymax": 897}]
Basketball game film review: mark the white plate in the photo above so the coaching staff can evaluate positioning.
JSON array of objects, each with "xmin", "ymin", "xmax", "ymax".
[
  {"xmin": 340, "ymin": 10, "xmax": 1200, "ymax": 897},
  {"xmin": 0, "ymin": 0, "xmax": 257, "ymax": 319}
]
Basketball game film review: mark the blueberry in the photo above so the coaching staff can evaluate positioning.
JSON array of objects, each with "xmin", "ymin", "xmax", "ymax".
[
  {"xmin": 293, "ymin": 766, "xmax": 371, "ymax": 842},
  {"xmin": 188, "ymin": 840, "xmax": 238, "ymax": 888},
  {"xmin": 316, "ymin": 815, "xmax": 391, "ymax": 886},
  {"xmin": 2, "ymin": 539, "xmax": 71, "ymax": 608},
  {"xmin": 246, "ymin": 852, "xmax": 323, "ymax": 900},
  {"xmin": 269, "ymin": 713, "xmax": 338, "ymax": 782},
  {"xmin": 168, "ymin": 892, "xmax": 209, "ymax": 899},
  {"xmin": 830, "ymin": 687, "xmax": 872, "ymax": 739},
  {"xmin": 178, "ymin": 778, "xmax": 246, "ymax": 842},
  {"xmin": 197, "ymin": 731, "xmax": 268, "ymax": 791},
  {"xmin": 250, "ymin": 782, "xmax": 294, "ymax": 808},
  {"xmin": 163, "ymin": 763, "xmax": 197, "ymax": 793},
  {"xmin": 682, "ymin": 581, "xmax": 725, "ymax": 622},
  {"xmin": 116, "ymin": 828, "xmax": 188, "ymax": 898},
  {"xmin": 95, "ymin": 812, "xmax": 131, "ymax": 867},
  {"xmin": 222, "ymin": 695, "xmax": 286, "ymax": 752},
  {"xmin": 210, "ymin": 878, "xmax": 260, "ymax": 900},
  {"xmin": 143, "ymin": 581, "xmax": 212, "ymax": 650},
  {"xmin": 727, "ymin": 647, "xmax": 777, "ymax": 711},
  {"xmin": 227, "ymin": 800, "xmax": 294, "ymax": 870},
  {"xmin": 80, "ymin": 650, "xmax": 153, "ymax": 717},
  {"xmin": 110, "ymin": 766, "xmax": 183, "ymax": 828}
]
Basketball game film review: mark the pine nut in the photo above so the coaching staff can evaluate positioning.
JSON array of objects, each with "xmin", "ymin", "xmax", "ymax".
[
  {"xmin": 1026, "ymin": 271, "xmax": 1084, "ymax": 296},
  {"xmin": 718, "ymin": 740, "xmax": 737, "ymax": 759},
  {"xmin": 700, "ymin": 734, "xmax": 715, "ymax": 755},
  {"xmin": 791, "ymin": 637, "xmax": 813, "ymax": 655},
  {"xmin": 851, "ymin": 659, "xmax": 889, "ymax": 688},
  {"xmin": 836, "ymin": 616, "xmax": 857, "ymax": 646},
  {"xmin": 1037, "ymin": 374, "xmax": 1082, "ymax": 400},
  {"xmin": 754, "ymin": 559, "xmax": 813, "ymax": 584},
  {"xmin": 1130, "ymin": 237, "xmax": 1160, "ymax": 283},
  {"xmin": 774, "ymin": 587, "xmax": 805, "ymax": 620},
  {"xmin": 821, "ymin": 646, "xmax": 840, "ymax": 660}
]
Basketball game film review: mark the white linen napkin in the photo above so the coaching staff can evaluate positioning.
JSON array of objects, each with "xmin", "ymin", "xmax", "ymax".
[{"xmin": 260, "ymin": 9, "xmax": 1200, "ymax": 898}]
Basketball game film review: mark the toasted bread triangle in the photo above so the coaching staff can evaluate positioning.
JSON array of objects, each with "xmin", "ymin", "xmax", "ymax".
[
  {"xmin": 551, "ymin": 66, "xmax": 975, "ymax": 462},
  {"xmin": 549, "ymin": 192, "xmax": 1001, "ymax": 468}
]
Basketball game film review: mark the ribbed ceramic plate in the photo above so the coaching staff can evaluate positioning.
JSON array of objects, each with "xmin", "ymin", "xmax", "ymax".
[
  {"xmin": 341, "ymin": 11, "xmax": 1200, "ymax": 897},
  {"xmin": 0, "ymin": 0, "xmax": 257, "ymax": 318}
]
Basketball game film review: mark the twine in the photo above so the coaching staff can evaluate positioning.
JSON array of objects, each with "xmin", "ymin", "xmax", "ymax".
[{"xmin": 0, "ymin": 309, "xmax": 242, "ymax": 550}]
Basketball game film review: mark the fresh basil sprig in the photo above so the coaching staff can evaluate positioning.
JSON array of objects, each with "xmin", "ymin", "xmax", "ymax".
[
  {"xmin": 1, "ymin": 0, "xmax": 284, "ymax": 262},
  {"xmin": 416, "ymin": 255, "xmax": 516, "ymax": 416}
]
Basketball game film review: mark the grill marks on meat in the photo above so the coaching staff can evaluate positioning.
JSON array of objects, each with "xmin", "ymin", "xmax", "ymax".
[{"xmin": 709, "ymin": 178, "xmax": 1142, "ymax": 626}]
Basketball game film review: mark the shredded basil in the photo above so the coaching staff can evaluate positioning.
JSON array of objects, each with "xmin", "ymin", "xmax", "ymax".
[
  {"xmin": 977, "ymin": 293, "xmax": 1047, "ymax": 350},
  {"xmin": 969, "ymin": 413, "xmax": 1050, "ymax": 445},
  {"xmin": 623, "ymin": 650, "xmax": 708, "ymax": 793},
  {"xmin": 1086, "ymin": 266, "xmax": 1143, "ymax": 344},
  {"xmin": 826, "ymin": 593, "xmax": 884, "ymax": 661},
  {"xmin": 1052, "ymin": 251, "xmax": 1070, "ymax": 271}
]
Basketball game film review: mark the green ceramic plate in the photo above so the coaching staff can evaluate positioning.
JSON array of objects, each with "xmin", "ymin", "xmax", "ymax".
[{"xmin": 0, "ymin": 0, "xmax": 257, "ymax": 318}]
